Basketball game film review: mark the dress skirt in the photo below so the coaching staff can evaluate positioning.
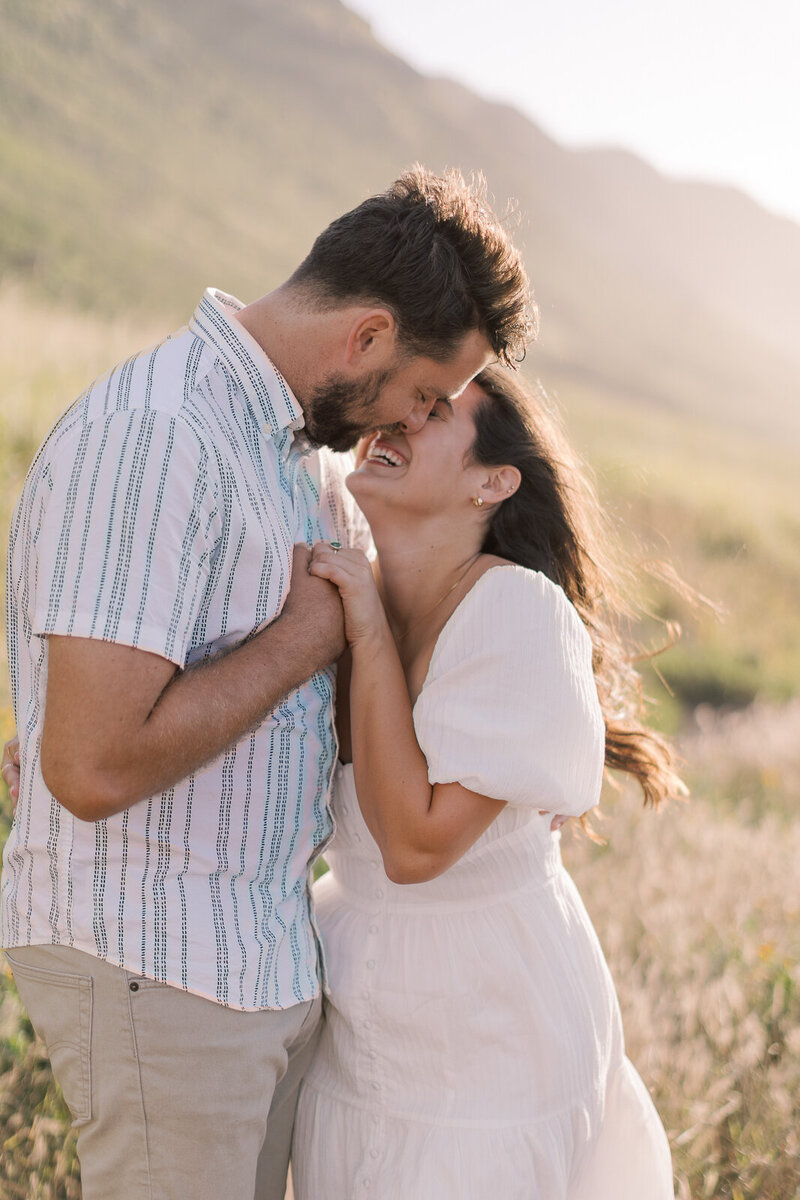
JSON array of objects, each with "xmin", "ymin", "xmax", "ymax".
[{"xmin": 291, "ymin": 765, "xmax": 674, "ymax": 1200}]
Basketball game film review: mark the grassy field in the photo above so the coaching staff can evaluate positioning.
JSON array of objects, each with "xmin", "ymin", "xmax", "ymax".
[{"xmin": 0, "ymin": 290, "xmax": 798, "ymax": 1198}]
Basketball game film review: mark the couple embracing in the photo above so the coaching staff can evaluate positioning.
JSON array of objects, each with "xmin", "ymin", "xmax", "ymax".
[{"xmin": 1, "ymin": 167, "xmax": 678, "ymax": 1199}]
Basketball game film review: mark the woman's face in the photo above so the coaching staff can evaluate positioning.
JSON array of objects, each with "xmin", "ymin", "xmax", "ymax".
[{"xmin": 347, "ymin": 381, "xmax": 489, "ymax": 521}]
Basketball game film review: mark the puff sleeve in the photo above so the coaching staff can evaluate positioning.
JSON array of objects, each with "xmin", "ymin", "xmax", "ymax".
[{"xmin": 413, "ymin": 566, "xmax": 605, "ymax": 816}]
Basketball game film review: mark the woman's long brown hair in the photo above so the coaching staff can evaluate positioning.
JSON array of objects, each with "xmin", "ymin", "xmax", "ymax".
[{"xmin": 470, "ymin": 365, "xmax": 685, "ymax": 808}]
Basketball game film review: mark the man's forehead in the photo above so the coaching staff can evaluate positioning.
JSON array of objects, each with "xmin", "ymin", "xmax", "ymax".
[{"xmin": 424, "ymin": 363, "xmax": 489, "ymax": 400}]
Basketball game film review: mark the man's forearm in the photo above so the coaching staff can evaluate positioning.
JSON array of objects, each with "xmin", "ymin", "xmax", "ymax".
[
  {"xmin": 133, "ymin": 612, "xmax": 333, "ymax": 803},
  {"xmin": 41, "ymin": 597, "xmax": 342, "ymax": 821}
]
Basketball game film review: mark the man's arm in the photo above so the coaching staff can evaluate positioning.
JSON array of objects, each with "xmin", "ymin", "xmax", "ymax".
[{"xmin": 40, "ymin": 546, "xmax": 344, "ymax": 821}]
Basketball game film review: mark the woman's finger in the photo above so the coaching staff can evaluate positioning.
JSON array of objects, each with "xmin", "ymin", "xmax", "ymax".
[
  {"xmin": 2, "ymin": 736, "xmax": 20, "ymax": 766},
  {"xmin": 1, "ymin": 762, "xmax": 19, "ymax": 798},
  {"xmin": 1, "ymin": 738, "xmax": 21, "ymax": 804},
  {"xmin": 538, "ymin": 809, "xmax": 568, "ymax": 832},
  {"xmin": 311, "ymin": 542, "xmax": 366, "ymax": 564},
  {"xmin": 308, "ymin": 560, "xmax": 352, "ymax": 587}
]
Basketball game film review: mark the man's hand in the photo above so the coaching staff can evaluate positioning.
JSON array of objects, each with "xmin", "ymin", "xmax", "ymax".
[
  {"xmin": 1, "ymin": 736, "xmax": 20, "ymax": 813},
  {"xmin": 281, "ymin": 544, "xmax": 346, "ymax": 666},
  {"xmin": 308, "ymin": 543, "xmax": 386, "ymax": 650}
]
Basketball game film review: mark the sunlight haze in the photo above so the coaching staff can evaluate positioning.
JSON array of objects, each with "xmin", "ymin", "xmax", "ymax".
[{"xmin": 343, "ymin": 0, "xmax": 800, "ymax": 225}]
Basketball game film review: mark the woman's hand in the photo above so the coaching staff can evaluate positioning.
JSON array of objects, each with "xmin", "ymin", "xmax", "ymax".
[
  {"xmin": 2, "ymin": 735, "xmax": 20, "ymax": 813},
  {"xmin": 308, "ymin": 543, "xmax": 389, "ymax": 649},
  {"xmin": 352, "ymin": 433, "xmax": 376, "ymax": 469}
]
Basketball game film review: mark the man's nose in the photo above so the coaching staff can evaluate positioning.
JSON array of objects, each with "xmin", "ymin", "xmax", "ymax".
[{"xmin": 398, "ymin": 395, "xmax": 434, "ymax": 435}]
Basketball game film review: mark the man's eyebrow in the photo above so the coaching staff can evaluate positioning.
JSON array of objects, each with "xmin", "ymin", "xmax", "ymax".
[{"xmin": 434, "ymin": 396, "xmax": 454, "ymax": 412}]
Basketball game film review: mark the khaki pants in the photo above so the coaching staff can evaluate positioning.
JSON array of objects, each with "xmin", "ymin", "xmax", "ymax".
[{"xmin": 5, "ymin": 945, "xmax": 321, "ymax": 1200}]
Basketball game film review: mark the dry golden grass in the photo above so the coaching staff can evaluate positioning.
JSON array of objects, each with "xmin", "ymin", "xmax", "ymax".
[
  {"xmin": 3, "ymin": 750, "xmax": 799, "ymax": 1199},
  {"xmin": 1, "ymin": 291, "xmax": 799, "ymax": 1199},
  {"xmin": 564, "ymin": 719, "xmax": 800, "ymax": 1200}
]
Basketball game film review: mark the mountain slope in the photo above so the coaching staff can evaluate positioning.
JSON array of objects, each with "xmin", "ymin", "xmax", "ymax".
[{"xmin": 1, "ymin": 0, "xmax": 798, "ymax": 439}]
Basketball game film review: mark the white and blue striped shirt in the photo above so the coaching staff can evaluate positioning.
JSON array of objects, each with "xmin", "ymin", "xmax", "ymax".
[{"xmin": 2, "ymin": 288, "xmax": 370, "ymax": 1010}]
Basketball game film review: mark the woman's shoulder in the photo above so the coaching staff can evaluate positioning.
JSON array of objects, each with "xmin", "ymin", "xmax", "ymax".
[
  {"xmin": 415, "ymin": 559, "xmax": 605, "ymax": 813},
  {"xmin": 429, "ymin": 558, "xmax": 590, "ymax": 677},
  {"xmin": 458, "ymin": 558, "xmax": 581, "ymax": 629}
]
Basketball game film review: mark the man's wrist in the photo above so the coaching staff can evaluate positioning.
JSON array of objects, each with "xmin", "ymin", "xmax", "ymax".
[{"xmin": 260, "ymin": 607, "xmax": 341, "ymax": 685}]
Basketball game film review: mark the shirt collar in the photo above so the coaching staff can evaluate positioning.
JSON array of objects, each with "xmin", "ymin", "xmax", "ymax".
[{"xmin": 189, "ymin": 288, "xmax": 305, "ymax": 439}]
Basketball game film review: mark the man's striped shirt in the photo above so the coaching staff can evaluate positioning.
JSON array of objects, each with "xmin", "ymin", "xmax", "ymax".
[{"xmin": 1, "ymin": 288, "xmax": 370, "ymax": 1010}]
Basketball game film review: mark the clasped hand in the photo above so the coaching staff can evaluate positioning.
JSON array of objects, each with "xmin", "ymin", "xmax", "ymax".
[{"xmin": 307, "ymin": 543, "xmax": 387, "ymax": 649}]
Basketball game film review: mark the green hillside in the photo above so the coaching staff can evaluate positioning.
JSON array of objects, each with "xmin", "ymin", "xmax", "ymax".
[
  {"xmin": 1, "ymin": 0, "xmax": 799, "ymax": 442},
  {"xmin": 2, "ymin": 7, "xmax": 800, "ymax": 1196},
  {"xmin": 0, "ymin": 0, "xmax": 799, "ymax": 717}
]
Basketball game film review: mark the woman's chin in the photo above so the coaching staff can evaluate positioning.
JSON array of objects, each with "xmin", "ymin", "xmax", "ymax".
[
  {"xmin": 346, "ymin": 461, "xmax": 402, "ymax": 495},
  {"xmin": 345, "ymin": 466, "xmax": 390, "ymax": 510},
  {"xmin": 346, "ymin": 468, "xmax": 420, "ymax": 525}
]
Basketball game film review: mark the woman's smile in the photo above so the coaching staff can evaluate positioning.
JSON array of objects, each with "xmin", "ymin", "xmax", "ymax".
[{"xmin": 362, "ymin": 434, "xmax": 410, "ymax": 469}]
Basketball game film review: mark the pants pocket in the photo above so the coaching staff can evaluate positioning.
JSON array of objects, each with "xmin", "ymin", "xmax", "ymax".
[{"xmin": 5, "ymin": 949, "xmax": 94, "ymax": 1126}]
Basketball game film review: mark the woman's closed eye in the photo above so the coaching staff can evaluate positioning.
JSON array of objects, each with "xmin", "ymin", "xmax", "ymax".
[{"xmin": 426, "ymin": 400, "xmax": 449, "ymax": 421}]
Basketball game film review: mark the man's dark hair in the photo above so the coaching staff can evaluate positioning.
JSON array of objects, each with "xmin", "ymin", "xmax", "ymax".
[{"xmin": 290, "ymin": 165, "xmax": 536, "ymax": 366}]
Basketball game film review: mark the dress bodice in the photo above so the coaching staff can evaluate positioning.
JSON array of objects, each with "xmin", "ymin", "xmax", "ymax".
[{"xmin": 325, "ymin": 762, "xmax": 563, "ymax": 909}]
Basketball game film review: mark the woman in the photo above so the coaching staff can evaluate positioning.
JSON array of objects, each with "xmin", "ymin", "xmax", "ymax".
[{"xmin": 291, "ymin": 365, "xmax": 680, "ymax": 1199}]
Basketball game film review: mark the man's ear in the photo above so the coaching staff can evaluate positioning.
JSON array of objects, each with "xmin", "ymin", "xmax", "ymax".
[
  {"xmin": 343, "ymin": 309, "xmax": 397, "ymax": 369},
  {"xmin": 478, "ymin": 465, "xmax": 522, "ymax": 507}
]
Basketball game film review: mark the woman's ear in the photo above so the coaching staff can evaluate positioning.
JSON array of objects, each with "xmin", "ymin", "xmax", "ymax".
[{"xmin": 478, "ymin": 465, "xmax": 522, "ymax": 507}]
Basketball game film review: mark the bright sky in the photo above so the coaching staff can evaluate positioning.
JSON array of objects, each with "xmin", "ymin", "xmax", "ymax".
[{"xmin": 342, "ymin": 0, "xmax": 800, "ymax": 226}]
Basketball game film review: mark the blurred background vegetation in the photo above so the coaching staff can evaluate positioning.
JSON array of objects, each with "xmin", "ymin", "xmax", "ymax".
[{"xmin": 1, "ymin": 1, "xmax": 798, "ymax": 1197}]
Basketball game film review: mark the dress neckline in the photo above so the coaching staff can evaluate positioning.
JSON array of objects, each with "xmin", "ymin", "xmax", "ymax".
[
  {"xmin": 411, "ymin": 563, "xmax": 527, "ymax": 714},
  {"xmin": 336, "ymin": 564, "xmax": 533, "ymax": 766}
]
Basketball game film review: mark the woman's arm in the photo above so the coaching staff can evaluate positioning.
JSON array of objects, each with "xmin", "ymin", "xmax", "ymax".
[{"xmin": 309, "ymin": 544, "xmax": 504, "ymax": 883}]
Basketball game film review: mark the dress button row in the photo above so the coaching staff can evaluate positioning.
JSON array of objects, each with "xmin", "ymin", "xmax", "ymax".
[
  {"xmin": 369, "ymin": 923, "xmax": 379, "ymax": 934},
  {"xmin": 370, "ymin": 1148, "xmax": 379, "ymax": 1159},
  {"xmin": 375, "ymin": 889, "xmax": 384, "ymax": 900},
  {"xmin": 366, "ymin": 959, "xmax": 375, "ymax": 970}
]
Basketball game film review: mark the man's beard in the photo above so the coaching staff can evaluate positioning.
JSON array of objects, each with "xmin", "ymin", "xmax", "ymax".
[{"xmin": 303, "ymin": 368, "xmax": 394, "ymax": 453}]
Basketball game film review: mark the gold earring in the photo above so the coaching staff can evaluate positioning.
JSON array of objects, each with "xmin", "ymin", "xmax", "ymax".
[{"xmin": 471, "ymin": 496, "xmax": 484, "ymax": 508}]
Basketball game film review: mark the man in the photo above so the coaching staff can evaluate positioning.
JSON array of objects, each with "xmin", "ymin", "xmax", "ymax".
[{"xmin": 1, "ymin": 166, "xmax": 532, "ymax": 1199}]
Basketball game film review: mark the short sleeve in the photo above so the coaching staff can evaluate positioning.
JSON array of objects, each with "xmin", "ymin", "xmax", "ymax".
[
  {"xmin": 30, "ymin": 409, "xmax": 221, "ymax": 667},
  {"xmin": 413, "ymin": 566, "xmax": 605, "ymax": 816}
]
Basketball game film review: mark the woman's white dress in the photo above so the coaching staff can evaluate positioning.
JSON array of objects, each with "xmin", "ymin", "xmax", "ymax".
[{"xmin": 292, "ymin": 566, "xmax": 674, "ymax": 1199}]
